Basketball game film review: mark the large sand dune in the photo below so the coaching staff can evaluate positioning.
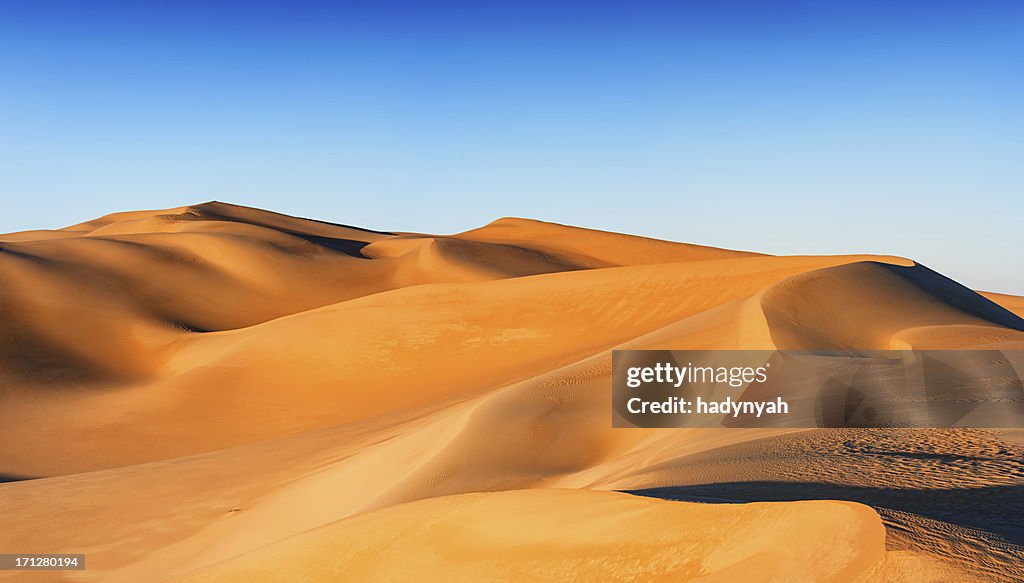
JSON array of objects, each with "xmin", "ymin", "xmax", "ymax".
[{"xmin": 0, "ymin": 202, "xmax": 1021, "ymax": 582}]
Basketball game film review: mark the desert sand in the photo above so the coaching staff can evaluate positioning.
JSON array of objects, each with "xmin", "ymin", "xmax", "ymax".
[{"xmin": 0, "ymin": 202, "xmax": 1021, "ymax": 582}]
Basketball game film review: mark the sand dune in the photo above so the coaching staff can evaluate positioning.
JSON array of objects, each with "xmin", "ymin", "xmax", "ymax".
[
  {"xmin": 982, "ymin": 291, "xmax": 1024, "ymax": 318},
  {"xmin": 165, "ymin": 489, "xmax": 892, "ymax": 583},
  {"xmin": 0, "ymin": 202, "xmax": 1021, "ymax": 582}
]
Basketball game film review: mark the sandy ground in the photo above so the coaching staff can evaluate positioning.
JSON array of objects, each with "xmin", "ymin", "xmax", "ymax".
[{"xmin": 0, "ymin": 202, "xmax": 1022, "ymax": 582}]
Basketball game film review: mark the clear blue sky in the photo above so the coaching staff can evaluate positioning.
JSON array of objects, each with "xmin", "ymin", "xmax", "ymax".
[{"xmin": 1, "ymin": 1, "xmax": 1021, "ymax": 292}]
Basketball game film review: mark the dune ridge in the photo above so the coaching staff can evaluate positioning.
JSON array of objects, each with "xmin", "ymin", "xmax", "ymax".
[
  {"xmin": 0, "ymin": 202, "xmax": 1021, "ymax": 582},
  {"xmin": 166, "ymin": 489, "xmax": 891, "ymax": 583}
]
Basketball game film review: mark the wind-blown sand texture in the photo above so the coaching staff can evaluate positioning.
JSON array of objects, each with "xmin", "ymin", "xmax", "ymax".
[{"xmin": 1, "ymin": 202, "xmax": 1022, "ymax": 582}]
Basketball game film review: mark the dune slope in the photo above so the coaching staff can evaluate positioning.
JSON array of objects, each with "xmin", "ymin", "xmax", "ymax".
[{"xmin": 165, "ymin": 489, "xmax": 890, "ymax": 583}]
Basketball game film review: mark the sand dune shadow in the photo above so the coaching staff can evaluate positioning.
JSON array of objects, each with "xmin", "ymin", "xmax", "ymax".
[{"xmin": 626, "ymin": 481, "xmax": 1024, "ymax": 546}]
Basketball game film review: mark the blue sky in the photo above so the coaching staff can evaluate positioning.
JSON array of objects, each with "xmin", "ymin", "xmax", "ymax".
[{"xmin": 1, "ymin": 1, "xmax": 1021, "ymax": 292}]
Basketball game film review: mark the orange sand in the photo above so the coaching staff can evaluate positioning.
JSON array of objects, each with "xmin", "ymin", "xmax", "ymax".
[{"xmin": 0, "ymin": 202, "xmax": 1021, "ymax": 582}]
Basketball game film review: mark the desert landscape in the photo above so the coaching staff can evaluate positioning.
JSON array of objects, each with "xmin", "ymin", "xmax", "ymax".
[{"xmin": 1, "ymin": 201, "xmax": 1022, "ymax": 582}]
